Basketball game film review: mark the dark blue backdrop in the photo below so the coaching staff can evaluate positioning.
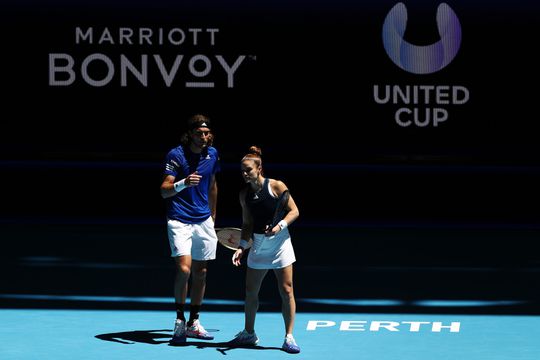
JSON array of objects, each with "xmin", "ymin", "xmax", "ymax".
[{"xmin": 1, "ymin": 0, "xmax": 539, "ymax": 268}]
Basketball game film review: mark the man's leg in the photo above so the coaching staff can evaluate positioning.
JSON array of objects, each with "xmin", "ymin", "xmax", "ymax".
[
  {"xmin": 173, "ymin": 255, "xmax": 191, "ymax": 320},
  {"xmin": 185, "ymin": 260, "xmax": 214, "ymax": 340},
  {"xmin": 171, "ymin": 255, "xmax": 191, "ymax": 344},
  {"xmin": 189, "ymin": 260, "xmax": 207, "ymax": 322}
]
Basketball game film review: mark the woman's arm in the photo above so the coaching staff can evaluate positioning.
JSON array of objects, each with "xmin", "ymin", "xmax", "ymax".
[{"xmin": 271, "ymin": 179, "xmax": 299, "ymax": 228}]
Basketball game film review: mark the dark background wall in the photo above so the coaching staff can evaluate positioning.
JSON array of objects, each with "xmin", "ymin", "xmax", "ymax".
[{"xmin": 1, "ymin": 0, "xmax": 539, "ymax": 275}]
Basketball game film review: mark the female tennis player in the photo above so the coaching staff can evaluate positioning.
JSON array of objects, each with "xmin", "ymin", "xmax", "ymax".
[{"xmin": 228, "ymin": 146, "xmax": 301, "ymax": 354}]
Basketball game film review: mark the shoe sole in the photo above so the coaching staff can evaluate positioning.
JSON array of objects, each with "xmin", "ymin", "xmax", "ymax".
[
  {"xmin": 282, "ymin": 346, "xmax": 300, "ymax": 354},
  {"xmin": 170, "ymin": 336, "xmax": 187, "ymax": 345}
]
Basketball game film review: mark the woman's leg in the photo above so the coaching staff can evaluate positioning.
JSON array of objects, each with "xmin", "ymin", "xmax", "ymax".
[
  {"xmin": 244, "ymin": 267, "xmax": 268, "ymax": 333},
  {"xmin": 273, "ymin": 264, "xmax": 295, "ymax": 335}
]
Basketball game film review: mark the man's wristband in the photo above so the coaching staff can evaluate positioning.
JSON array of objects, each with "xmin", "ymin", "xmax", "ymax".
[
  {"xmin": 278, "ymin": 220, "xmax": 288, "ymax": 230},
  {"xmin": 239, "ymin": 239, "xmax": 250, "ymax": 249},
  {"xmin": 173, "ymin": 179, "xmax": 187, "ymax": 192}
]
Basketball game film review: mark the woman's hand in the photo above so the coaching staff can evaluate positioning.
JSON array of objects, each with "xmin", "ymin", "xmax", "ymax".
[
  {"xmin": 232, "ymin": 248, "xmax": 244, "ymax": 266},
  {"xmin": 264, "ymin": 224, "xmax": 281, "ymax": 237}
]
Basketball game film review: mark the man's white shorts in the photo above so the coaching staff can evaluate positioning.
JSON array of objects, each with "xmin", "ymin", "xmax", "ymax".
[{"xmin": 167, "ymin": 217, "xmax": 218, "ymax": 261}]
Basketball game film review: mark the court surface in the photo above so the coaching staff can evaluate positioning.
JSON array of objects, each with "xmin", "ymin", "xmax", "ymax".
[
  {"xmin": 1, "ymin": 307, "xmax": 540, "ymax": 360},
  {"xmin": 2, "ymin": 223, "xmax": 540, "ymax": 359}
]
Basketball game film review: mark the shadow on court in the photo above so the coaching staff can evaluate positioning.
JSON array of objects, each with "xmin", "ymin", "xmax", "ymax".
[
  {"xmin": 170, "ymin": 342, "xmax": 284, "ymax": 355},
  {"xmin": 95, "ymin": 330, "xmax": 283, "ymax": 354},
  {"xmin": 95, "ymin": 329, "xmax": 171, "ymax": 344}
]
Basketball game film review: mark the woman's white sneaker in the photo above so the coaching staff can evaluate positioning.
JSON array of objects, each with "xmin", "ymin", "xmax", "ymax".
[{"xmin": 228, "ymin": 329, "xmax": 259, "ymax": 346}]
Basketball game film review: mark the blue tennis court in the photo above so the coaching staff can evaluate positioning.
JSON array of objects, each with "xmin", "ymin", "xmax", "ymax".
[
  {"xmin": 2, "ymin": 307, "xmax": 540, "ymax": 359},
  {"xmin": 2, "ymin": 224, "xmax": 540, "ymax": 359}
]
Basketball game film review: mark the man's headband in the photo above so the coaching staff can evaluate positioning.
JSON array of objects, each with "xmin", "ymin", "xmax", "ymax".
[{"xmin": 189, "ymin": 120, "xmax": 212, "ymax": 131}]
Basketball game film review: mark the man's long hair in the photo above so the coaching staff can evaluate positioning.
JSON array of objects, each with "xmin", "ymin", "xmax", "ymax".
[{"xmin": 180, "ymin": 114, "xmax": 214, "ymax": 147}]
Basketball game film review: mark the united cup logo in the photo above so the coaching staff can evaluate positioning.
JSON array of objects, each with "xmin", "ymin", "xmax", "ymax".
[
  {"xmin": 374, "ymin": 3, "xmax": 469, "ymax": 127},
  {"xmin": 382, "ymin": 2, "xmax": 462, "ymax": 74}
]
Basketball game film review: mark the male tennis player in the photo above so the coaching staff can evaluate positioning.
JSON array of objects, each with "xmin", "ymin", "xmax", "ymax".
[{"xmin": 160, "ymin": 114, "xmax": 220, "ymax": 344}]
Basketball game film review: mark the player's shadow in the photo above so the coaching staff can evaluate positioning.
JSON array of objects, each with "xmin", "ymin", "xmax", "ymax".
[
  {"xmin": 169, "ymin": 340, "xmax": 284, "ymax": 354},
  {"xmin": 95, "ymin": 329, "xmax": 284, "ymax": 354},
  {"xmin": 95, "ymin": 329, "xmax": 171, "ymax": 345}
]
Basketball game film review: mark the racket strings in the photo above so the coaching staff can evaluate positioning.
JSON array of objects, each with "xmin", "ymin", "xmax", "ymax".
[
  {"xmin": 216, "ymin": 228, "xmax": 251, "ymax": 250},
  {"xmin": 217, "ymin": 229, "xmax": 240, "ymax": 246}
]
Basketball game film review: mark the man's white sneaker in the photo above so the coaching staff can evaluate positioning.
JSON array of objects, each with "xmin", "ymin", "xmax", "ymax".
[
  {"xmin": 170, "ymin": 319, "xmax": 186, "ymax": 344},
  {"xmin": 186, "ymin": 319, "xmax": 214, "ymax": 340}
]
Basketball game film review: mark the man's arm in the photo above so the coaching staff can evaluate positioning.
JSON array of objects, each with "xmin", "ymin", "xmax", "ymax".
[
  {"xmin": 209, "ymin": 174, "xmax": 218, "ymax": 222},
  {"xmin": 160, "ymin": 172, "xmax": 202, "ymax": 199},
  {"xmin": 160, "ymin": 175, "xmax": 177, "ymax": 199}
]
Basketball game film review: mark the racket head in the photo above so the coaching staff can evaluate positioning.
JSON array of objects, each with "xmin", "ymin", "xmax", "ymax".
[
  {"xmin": 216, "ymin": 227, "xmax": 252, "ymax": 250},
  {"xmin": 270, "ymin": 190, "xmax": 290, "ymax": 228}
]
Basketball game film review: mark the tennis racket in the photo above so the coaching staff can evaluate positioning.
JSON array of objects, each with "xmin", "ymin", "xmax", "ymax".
[
  {"xmin": 216, "ymin": 227, "xmax": 252, "ymax": 250},
  {"xmin": 269, "ymin": 190, "xmax": 290, "ymax": 229}
]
